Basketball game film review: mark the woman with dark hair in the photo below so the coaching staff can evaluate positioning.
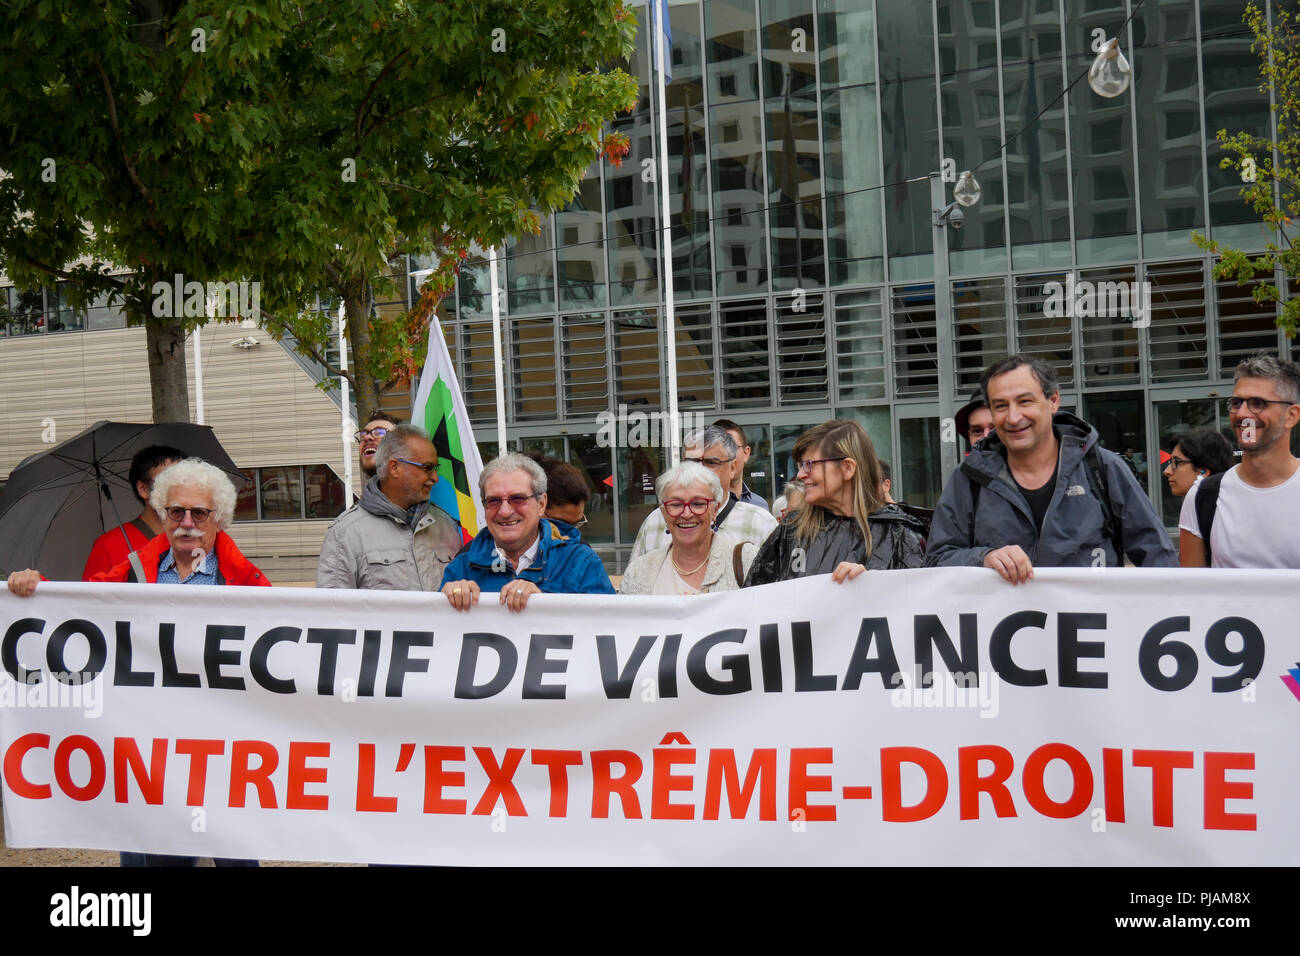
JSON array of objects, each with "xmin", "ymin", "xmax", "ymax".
[
  {"xmin": 1163, "ymin": 428, "xmax": 1235, "ymax": 498},
  {"xmin": 743, "ymin": 420, "xmax": 925, "ymax": 586}
]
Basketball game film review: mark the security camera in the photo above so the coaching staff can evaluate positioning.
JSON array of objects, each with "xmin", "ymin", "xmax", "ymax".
[{"xmin": 934, "ymin": 201, "xmax": 965, "ymax": 230}]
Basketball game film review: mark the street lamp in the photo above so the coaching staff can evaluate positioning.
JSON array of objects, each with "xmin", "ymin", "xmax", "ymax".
[{"xmin": 1088, "ymin": 37, "xmax": 1132, "ymax": 98}]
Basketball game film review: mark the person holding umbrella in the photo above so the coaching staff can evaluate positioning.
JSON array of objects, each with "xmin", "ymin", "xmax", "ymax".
[{"xmin": 80, "ymin": 445, "xmax": 184, "ymax": 580}]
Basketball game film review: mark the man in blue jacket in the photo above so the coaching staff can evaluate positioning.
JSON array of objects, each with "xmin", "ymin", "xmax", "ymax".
[
  {"xmin": 441, "ymin": 453, "xmax": 614, "ymax": 611},
  {"xmin": 926, "ymin": 354, "xmax": 1176, "ymax": 583}
]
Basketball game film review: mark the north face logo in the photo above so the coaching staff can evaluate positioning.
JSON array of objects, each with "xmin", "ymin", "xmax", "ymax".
[{"xmin": 1065, "ymin": 485, "xmax": 1087, "ymax": 496}]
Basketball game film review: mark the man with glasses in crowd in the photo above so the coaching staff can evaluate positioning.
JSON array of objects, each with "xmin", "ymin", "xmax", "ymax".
[
  {"xmin": 441, "ymin": 452, "xmax": 614, "ymax": 612},
  {"xmin": 627, "ymin": 426, "xmax": 778, "ymax": 561},
  {"xmin": 317, "ymin": 423, "xmax": 462, "ymax": 590},
  {"xmin": 1180, "ymin": 353, "xmax": 1300, "ymax": 568},
  {"xmin": 356, "ymin": 416, "xmax": 399, "ymax": 478},
  {"xmin": 713, "ymin": 418, "xmax": 765, "ymax": 506}
]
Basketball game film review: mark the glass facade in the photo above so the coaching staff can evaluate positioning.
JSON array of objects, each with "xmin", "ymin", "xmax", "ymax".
[{"xmin": 434, "ymin": 0, "xmax": 1294, "ymax": 568}]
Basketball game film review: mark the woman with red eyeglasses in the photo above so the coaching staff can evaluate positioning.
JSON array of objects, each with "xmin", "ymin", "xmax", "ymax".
[{"xmin": 618, "ymin": 462, "xmax": 757, "ymax": 595}]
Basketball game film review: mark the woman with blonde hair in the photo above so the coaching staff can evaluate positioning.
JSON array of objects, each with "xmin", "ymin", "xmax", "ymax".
[
  {"xmin": 743, "ymin": 420, "xmax": 925, "ymax": 586},
  {"xmin": 619, "ymin": 461, "xmax": 757, "ymax": 595}
]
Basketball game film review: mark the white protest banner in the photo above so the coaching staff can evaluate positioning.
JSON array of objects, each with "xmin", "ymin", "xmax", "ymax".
[{"xmin": 1, "ymin": 568, "xmax": 1296, "ymax": 865}]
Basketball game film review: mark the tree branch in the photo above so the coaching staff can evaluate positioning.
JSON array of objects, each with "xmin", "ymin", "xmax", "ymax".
[
  {"xmin": 93, "ymin": 53, "xmax": 154, "ymax": 209},
  {"xmin": 354, "ymin": 49, "xmax": 411, "ymax": 148}
]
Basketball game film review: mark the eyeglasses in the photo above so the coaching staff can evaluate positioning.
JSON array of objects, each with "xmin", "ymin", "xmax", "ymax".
[
  {"xmin": 682, "ymin": 456, "xmax": 735, "ymax": 467},
  {"xmin": 1226, "ymin": 396, "xmax": 1296, "ymax": 413},
  {"xmin": 573, "ymin": 515, "xmax": 589, "ymax": 528},
  {"xmin": 165, "ymin": 506, "xmax": 213, "ymax": 524},
  {"xmin": 1164, "ymin": 455, "xmax": 1192, "ymax": 470},
  {"xmin": 354, "ymin": 427, "xmax": 390, "ymax": 443},
  {"xmin": 395, "ymin": 458, "xmax": 438, "ymax": 474},
  {"xmin": 483, "ymin": 493, "xmax": 540, "ymax": 511},
  {"xmin": 662, "ymin": 497, "xmax": 713, "ymax": 516},
  {"xmin": 795, "ymin": 456, "xmax": 846, "ymax": 474}
]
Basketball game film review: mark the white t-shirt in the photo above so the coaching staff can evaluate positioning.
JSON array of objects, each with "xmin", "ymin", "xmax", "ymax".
[{"xmin": 1179, "ymin": 463, "xmax": 1300, "ymax": 568}]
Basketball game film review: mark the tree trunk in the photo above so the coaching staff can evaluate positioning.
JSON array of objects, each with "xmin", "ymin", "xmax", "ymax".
[
  {"xmin": 146, "ymin": 319, "xmax": 191, "ymax": 423},
  {"xmin": 344, "ymin": 287, "xmax": 380, "ymax": 422}
]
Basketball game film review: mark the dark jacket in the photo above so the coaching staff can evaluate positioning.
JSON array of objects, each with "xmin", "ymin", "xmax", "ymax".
[
  {"xmin": 924, "ymin": 411, "xmax": 1177, "ymax": 569},
  {"xmin": 439, "ymin": 518, "xmax": 615, "ymax": 594},
  {"xmin": 743, "ymin": 508, "xmax": 925, "ymax": 587},
  {"xmin": 89, "ymin": 531, "xmax": 270, "ymax": 586}
]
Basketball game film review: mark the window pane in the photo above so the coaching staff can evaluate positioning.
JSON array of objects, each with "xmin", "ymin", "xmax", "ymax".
[
  {"xmin": 1133, "ymin": 3, "xmax": 1203, "ymax": 257},
  {"xmin": 304, "ymin": 465, "xmax": 346, "ymax": 520},
  {"xmin": 259, "ymin": 466, "xmax": 303, "ymax": 520},
  {"xmin": 234, "ymin": 470, "xmax": 259, "ymax": 521},
  {"xmin": 939, "ymin": 0, "xmax": 1007, "ymax": 274},
  {"xmin": 1066, "ymin": 0, "xmax": 1137, "ymax": 263}
]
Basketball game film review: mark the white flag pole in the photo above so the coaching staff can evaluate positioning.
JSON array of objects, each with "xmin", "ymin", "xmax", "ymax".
[
  {"xmin": 488, "ymin": 246, "xmax": 508, "ymax": 455},
  {"xmin": 653, "ymin": 0, "xmax": 681, "ymax": 466},
  {"xmin": 338, "ymin": 301, "xmax": 355, "ymax": 507}
]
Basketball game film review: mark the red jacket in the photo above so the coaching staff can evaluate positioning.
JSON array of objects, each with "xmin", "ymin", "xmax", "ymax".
[
  {"xmin": 82, "ymin": 519, "xmax": 154, "ymax": 581},
  {"xmin": 90, "ymin": 531, "xmax": 270, "ymax": 586}
]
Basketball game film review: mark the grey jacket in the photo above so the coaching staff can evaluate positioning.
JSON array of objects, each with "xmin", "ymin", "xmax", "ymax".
[
  {"xmin": 316, "ymin": 477, "xmax": 464, "ymax": 590},
  {"xmin": 925, "ymin": 411, "xmax": 1176, "ymax": 569}
]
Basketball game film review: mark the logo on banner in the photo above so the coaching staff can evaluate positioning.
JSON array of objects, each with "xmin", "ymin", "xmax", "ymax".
[{"xmin": 1282, "ymin": 663, "xmax": 1300, "ymax": 702}]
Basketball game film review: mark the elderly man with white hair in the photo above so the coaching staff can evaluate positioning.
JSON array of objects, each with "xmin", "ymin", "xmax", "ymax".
[
  {"xmin": 8, "ymin": 457, "xmax": 268, "ymax": 591},
  {"xmin": 440, "ymin": 452, "xmax": 614, "ymax": 612},
  {"xmin": 619, "ymin": 462, "xmax": 758, "ymax": 595},
  {"xmin": 6, "ymin": 457, "xmax": 265, "ymax": 867}
]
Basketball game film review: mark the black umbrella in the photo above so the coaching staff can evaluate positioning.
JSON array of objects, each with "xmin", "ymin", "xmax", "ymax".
[{"xmin": 0, "ymin": 421, "xmax": 245, "ymax": 581}]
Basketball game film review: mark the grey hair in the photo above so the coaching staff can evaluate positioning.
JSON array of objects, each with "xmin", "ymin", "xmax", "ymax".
[
  {"xmin": 1235, "ymin": 352, "xmax": 1300, "ymax": 405},
  {"xmin": 682, "ymin": 427, "xmax": 707, "ymax": 452},
  {"xmin": 479, "ymin": 452, "xmax": 548, "ymax": 497},
  {"xmin": 700, "ymin": 424, "xmax": 738, "ymax": 458},
  {"xmin": 376, "ymin": 423, "xmax": 432, "ymax": 480},
  {"xmin": 654, "ymin": 461, "xmax": 725, "ymax": 506},
  {"xmin": 150, "ymin": 458, "xmax": 237, "ymax": 530}
]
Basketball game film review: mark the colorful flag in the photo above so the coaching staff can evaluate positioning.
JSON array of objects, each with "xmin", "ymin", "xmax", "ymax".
[{"xmin": 411, "ymin": 318, "xmax": 484, "ymax": 543}]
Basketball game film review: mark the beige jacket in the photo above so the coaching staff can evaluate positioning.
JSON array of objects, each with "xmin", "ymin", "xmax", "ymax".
[{"xmin": 619, "ymin": 532, "xmax": 757, "ymax": 595}]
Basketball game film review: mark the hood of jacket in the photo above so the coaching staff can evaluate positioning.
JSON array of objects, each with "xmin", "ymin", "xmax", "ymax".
[
  {"xmin": 869, "ymin": 502, "xmax": 929, "ymax": 535},
  {"xmin": 961, "ymin": 411, "xmax": 1099, "ymax": 486}
]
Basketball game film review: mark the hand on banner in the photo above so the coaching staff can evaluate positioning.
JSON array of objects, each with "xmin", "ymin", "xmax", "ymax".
[
  {"xmin": 983, "ymin": 544, "xmax": 1034, "ymax": 584},
  {"xmin": 499, "ymin": 579, "xmax": 540, "ymax": 613},
  {"xmin": 830, "ymin": 562, "xmax": 866, "ymax": 583},
  {"xmin": 6, "ymin": 569, "xmax": 40, "ymax": 597},
  {"xmin": 442, "ymin": 579, "xmax": 480, "ymax": 611}
]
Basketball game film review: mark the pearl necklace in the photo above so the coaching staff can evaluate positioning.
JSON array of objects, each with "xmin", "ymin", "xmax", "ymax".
[{"xmin": 671, "ymin": 546, "xmax": 710, "ymax": 575}]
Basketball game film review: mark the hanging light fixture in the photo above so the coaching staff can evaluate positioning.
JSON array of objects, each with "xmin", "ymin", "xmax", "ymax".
[
  {"xmin": 1088, "ymin": 37, "xmax": 1132, "ymax": 98},
  {"xmin": 953, "ymin": 170, "xmax": 982, "ymax": 207}
]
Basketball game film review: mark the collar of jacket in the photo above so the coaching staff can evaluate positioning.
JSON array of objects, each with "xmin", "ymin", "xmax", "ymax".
[
  {"xmin": 464, "ymin": 518, "xmax": 568, "ymax": 572},
  {"xmin": 361, "ymin": 475, "xmax": 428, "ymax": 528},
  {"xmin": 130, "ymin": 531, "xmax": 255, "ymax": 583},
  {"xmin": 961, "ymin": 410, "xmax": 1098, "ymax": 485}
]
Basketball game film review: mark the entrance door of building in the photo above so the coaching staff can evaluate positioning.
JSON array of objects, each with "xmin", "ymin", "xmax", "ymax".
[{"xmin": 1149, "ymin": 389, "xmax": 1235, "ymax": 528}]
